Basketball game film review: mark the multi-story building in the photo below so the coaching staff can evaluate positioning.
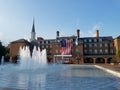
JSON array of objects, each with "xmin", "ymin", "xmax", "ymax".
[
  {"xmin": 36, "ymin": 29, "xmax": 115, "ymax": 64},
  {"xmin": 9, "ymin": 21, "xmax": 116, "ymax": 64},
  {"xmin": 37, "ymin": 32, "xmax": 78, "ymax": 63},
  {"xmin": 80, "ymin": 30, "xmax": 115, "ymax": 64}
]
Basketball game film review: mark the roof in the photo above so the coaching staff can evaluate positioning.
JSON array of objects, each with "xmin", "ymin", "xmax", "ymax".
[
  {"xmin": 79, "ymin": 36, "xmax": 113, "ymax": 42},
  {"xmin": 11, "ymin": 39, "xmax": 30, "ymax": 45},
  {"xmin": 58, "ymin": 35, "xmax": 77, "ymax": 39},
  {"xmin": 80, "ymin": 36, "xmax": 113, "ymax": 39},
  {"xmin": 32, "ymin": 19, "xmax": 35, "ymax": 32},
  {"xmin": 37, "ymin": 37, "xmax": 44, "ymax": 40}
]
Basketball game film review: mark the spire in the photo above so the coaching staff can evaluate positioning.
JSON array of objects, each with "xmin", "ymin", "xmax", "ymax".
[
  {"xmin": 30, "ymin": 18, "xmax": 36, "ymax": 41},
  {"xmin": 32, "ymin": 19, "xmax": 35, "ymax": 32}
]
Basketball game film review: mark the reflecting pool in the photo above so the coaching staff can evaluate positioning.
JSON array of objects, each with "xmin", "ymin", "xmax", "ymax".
[{"xmin": 0, "ymin": 65, "xmax": 120, "ymax": 90}]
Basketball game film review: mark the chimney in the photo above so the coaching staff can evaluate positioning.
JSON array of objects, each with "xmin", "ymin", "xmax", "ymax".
[
  {"xmin": 77, "ymin": 29, "xmax": 80, "ymax": 38},
  {"xmin": 56, "ymin": 31, "xmax": 59, "ymax": 37},
  {"xmin": 96, "ymin": 30, "xmax": 99, "ymax": 37}
]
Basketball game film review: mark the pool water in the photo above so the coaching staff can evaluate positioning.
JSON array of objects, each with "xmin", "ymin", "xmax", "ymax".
[{"xmin": 0, "ymin": 65, "xmax": 120, "ymax": 90}]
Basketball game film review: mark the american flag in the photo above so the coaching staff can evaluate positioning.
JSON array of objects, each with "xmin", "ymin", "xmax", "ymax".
[{"xmin": 60, "ymin": 39, "xmax": 72, "ymax": 55}]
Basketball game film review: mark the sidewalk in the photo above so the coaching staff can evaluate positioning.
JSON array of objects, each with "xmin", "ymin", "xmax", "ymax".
[{"xmin": 98, "ymin": 64, "xmax": 120, "ymax": 72}]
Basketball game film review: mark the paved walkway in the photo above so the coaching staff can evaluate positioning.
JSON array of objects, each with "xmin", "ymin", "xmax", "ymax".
[{"xmin": 98, "ymin": 64, "xmax": 120, "ymax": 72}]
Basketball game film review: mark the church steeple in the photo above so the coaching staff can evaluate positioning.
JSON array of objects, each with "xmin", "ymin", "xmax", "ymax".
[
  {"xmin": 32, "ymin": 19, "xmax": 35, "ymax": 32},
  {"xmin": 30, "ymin": 19, "xmax": 36, "ymax": 41}
]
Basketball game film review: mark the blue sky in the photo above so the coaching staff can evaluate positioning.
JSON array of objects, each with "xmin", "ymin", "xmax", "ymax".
[{"xmin": 0, "ymin": 0, "xmax": 120, "ymax": 45}]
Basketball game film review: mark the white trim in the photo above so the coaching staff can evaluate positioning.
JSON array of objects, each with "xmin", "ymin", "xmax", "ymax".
[
  {"xmin": 54, "ymin": 55, "xmax": 72, "ymax": 63},
  {"xmin": 54, "ymin": 55, "xmax": 72, "ymax": 57}
]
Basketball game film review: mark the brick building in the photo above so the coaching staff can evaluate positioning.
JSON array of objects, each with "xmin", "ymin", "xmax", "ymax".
[
  {"xmin": 37, "ymin": 30, "xmax": 115, "ymax": 64},
  {"xmin": 9, "ymin": 21, "xmax": 117, "ymax": 64},
  {"xmin": 8, "ymin": 39, "xmax": 30, "ymax": 57}
]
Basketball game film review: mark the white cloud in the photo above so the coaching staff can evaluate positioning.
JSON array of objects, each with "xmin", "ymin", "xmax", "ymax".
[{"xmin": 80, "ymin": 23, "xmax": 103, "ymax": 37}]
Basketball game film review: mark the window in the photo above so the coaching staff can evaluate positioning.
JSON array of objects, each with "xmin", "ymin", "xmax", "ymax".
[
  {"xmin": 48, "ymin": 41, "xmax": 50, "ymax": 44},
  {"xmin": 50, "ymin": 41, "xmax": 53, "ymax": 43},
  {"xmin": 84, "ymin": 44, "xmax": 87, "ymax": 48},
  {"xmin": 89, "ymin": 49, "xmax": 92, "ymax": 54},
  {"xmin": 105, "ymin": 43, "xmax": 108, "ymax": 47},
  {"xmin": 44, "ymin": 41, "xmax": 45, "ymax": 44},
  {"xmin": 46, "ymin": 45, "xmax": 48, "ymax": 48},
  {"xmin": 55, "ymin": 50, "xmax": 58, "ymax": 53},
  {"xmin": 44, "ymin": 45, "xmax": 46, "ymax": 48},
  {"xmin": 100, "ymin": 49, "xmax": 102, "ymax": 53},
  {"xmin": 84, "ymin": 50, "xmax": 87, "ymax": 54},
  {"xmin": 94, "ymin": 44, "xmax": 97, "ymax": 47},
  {"xmin": 73, "ymin": 39, "xmax": 75, "ymax": 42},
  {"xmin": 45, "ymin": 41, "xmax": 47, "ymax": 44},
  {"xmin": 105, "ymin": 49, "xmax": 108, "ymax": 53},
  {"xmin": 89, "ymin": 44, "xmax": 92, "ymax": 47},
  {"xmin": 100, "ymin": 44, "xmax": 102, "ymax": 47},
  {"xmin": 94, "ymin": 49, "xmax": 97, "ymax": 54},
  {"xmin": 110, "ymin": 49, "xmax": 113, "ymax": 54},
  {"xmin": 89, "ymin": 39, "xmax": 92, "ymax": 42},
  {"xmin": 94, "ymin": 39, "xmax": 97, "ymax": 42},
  {"xmin": 42, "ymin": 41, "xmax": 44, "ymax": 44},
  {"xmin": 42, "ymin": 45, "xmax": 44, "ymax": 48},
  {"xmin": 84, "ymin": 39, "xmax": 87, "ymax": 42},
  {"xmin": 110, "ymin": 43, "xmax": 113, "ymax": 47}
]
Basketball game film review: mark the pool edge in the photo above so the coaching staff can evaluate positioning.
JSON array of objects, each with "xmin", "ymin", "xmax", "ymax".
[{"xmin": 95, "ymin": 65, "xmax": 120, "ymax": 78}]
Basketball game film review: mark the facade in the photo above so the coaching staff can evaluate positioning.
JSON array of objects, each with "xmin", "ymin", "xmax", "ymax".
[
  {"xmin": 9, "ymin": 39, "xmax": 30, "ymax": 58},
  {"xmin": 114, "ymin": 36, "xmax": 120, "ymax": 61},
  {"xmin": 36, "ymin": 30, "xmax": 115, "ymax": 64},
  {"xmin": 81, "ymin": 36, "xmax": 115, "ymax": 64},
  {"xmin": 8, "ymin": 21, "xmax": 117, "ymax": 64}
]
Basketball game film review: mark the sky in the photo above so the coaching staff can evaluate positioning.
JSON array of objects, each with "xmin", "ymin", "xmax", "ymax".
[{"xmin": 0, "ymin": 0, "xmax": 120, "ymax": 45}]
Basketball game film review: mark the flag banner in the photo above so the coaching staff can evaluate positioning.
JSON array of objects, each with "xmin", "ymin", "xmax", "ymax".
[
  {"xmin": 60, "ymin": 39, "xmax": 72, "ymax": 55},
  {"xmin": 60, "ymin": 39, "xmax": 66, "ymax": 47}
]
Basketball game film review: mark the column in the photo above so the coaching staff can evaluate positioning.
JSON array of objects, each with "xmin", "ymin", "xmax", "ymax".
[
  {"xmin": 105, "ymin": 58, "xmax": 108, "ymax": 64},
  {"xmin": 93, "ymin": 58, "xmax": 96, "ymax": 64},
  {"xmin": 81, "ymin": 58, "xmax": 84, "ymax": 64}
]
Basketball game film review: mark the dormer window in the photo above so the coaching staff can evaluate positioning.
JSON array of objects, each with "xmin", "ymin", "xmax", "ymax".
[
  {"xmin": 84, "ymin": 39, "xmax": 87, "ymax": 42},
  {"xmin": 89, "ymin": 39, "xmax": 92, "ymax": 42},
  {"xmin": 94, "ymin": 39, "xmax": 97, "ymax": 42}
]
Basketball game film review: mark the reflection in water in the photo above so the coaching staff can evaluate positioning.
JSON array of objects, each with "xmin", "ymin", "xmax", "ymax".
[
  {"xmin": 0, "ymin": 65, "xmax": 120, "ymax": 90},
  {"xmin": 27, "ymin": 74, "xmax": 46, "ymax": 90}
]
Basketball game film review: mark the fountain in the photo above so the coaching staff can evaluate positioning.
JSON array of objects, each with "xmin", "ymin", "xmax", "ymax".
[
  {"xmin": 19, "ymin": 46, "xmax": 47, "ymax": 69},
  {"xmin": 9, "ymin": 57, "xmax": 12, "ymax": 63},
  {"xmin": 0, "ymin": 46, "xmax": 120, "ymax": 89},
  {"xmin": 1, "ymin": 56, "xmax": 4, "ymax": 65}
]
